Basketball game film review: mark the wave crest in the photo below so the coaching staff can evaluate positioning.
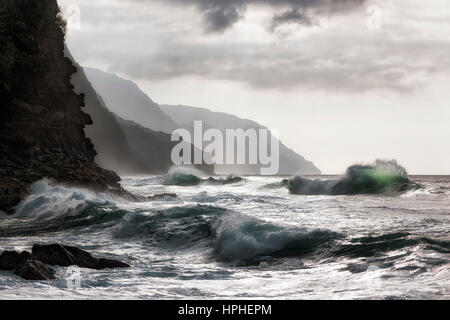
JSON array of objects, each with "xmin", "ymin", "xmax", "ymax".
[
  {"xmin": 112, "ymin": 205, "xmax": 339, "ymax": 264},
  {"xmin": 10, "ymin": 179, "xmax": 118, "ymax": 220},
  {"xmin": 289, "ymin": 160, "xmax": 416, "ymax": 195},
  {"xmin": 212, "ymin": 212, "xmax": 340, "ymax": 264},
  {"xmin": 163, "ymin": 167, "xmax": 243, "ymax": 186}
]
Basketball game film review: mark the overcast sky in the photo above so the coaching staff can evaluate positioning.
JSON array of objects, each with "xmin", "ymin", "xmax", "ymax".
[{"xmin": 58, "ymin": 0, "xmax": 450, "ymax": 174}]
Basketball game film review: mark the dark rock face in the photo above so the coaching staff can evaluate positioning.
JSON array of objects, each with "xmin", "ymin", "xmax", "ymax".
[
  {"xmin": 0, "ymin": 250, "xmax": 55, "ymax": 280},
  {"xmin": 14, "ymin": 259, "xmax": 55, "ymax": 281},
  {"xmin": 31, "ymin": 243, "xmax": 74, "ymax": 267},
  {"xmin": 1, "ymin": 244, "xmax": 129, "ymax": 281},
  {"xmin": 0, "ymin": 250, "xmax": 36, "ymax": 271},
  {"xmin": 0, "ymin": 251, "xmax": 21, "ymax": 270},
  {"xmin": 0, "ymin": 0, "xmax": 127, "ymax": 214},
  {"xmin": 98, "ymin": 258, "xmax": 130, "ymax": 269},
  {"xmin": 32, "ymin": 244, "xmax": 130, "ymax": 270},
  {"xmin": 63, "ymin": 245, "xmax": 102, "ymax": 269}
]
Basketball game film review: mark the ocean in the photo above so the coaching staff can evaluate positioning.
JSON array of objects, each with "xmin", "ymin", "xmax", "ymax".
[{"xmin": 0, "ymin": 170, "xmax": 449, "ymax": 299}]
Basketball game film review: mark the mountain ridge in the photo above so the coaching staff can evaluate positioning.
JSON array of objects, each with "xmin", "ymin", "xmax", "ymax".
[
  {"xmin": 161, "ymin": 104, "xmax": 321, "ymax": 175},
  {"xmin": 85, "ymin": 68, "xmax": 320, "ymax": 175},
  {"xmin": 84, "ymin": 67, "xmax": 178, "ymax": 133},
  {"xmin": 71, "ymin": 63, "xmax": 213, "ymax": 175}
]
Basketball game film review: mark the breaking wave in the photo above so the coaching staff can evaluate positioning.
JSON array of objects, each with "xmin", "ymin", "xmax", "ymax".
[
  {"xmin": 8, "ymin": 179, "xmax": 118, "ymax": 220},
  {"xmin": 332, "ymin": 232, "xmax": 450, "ymax": 258},
  {"xmin": 212, "ymin": 212, "xmax": 340, "ymax": 264},
  {"xmin": 112, "ymin": 205, "xmax": 340, "ymax": 264},
  {"xmin": 2, "ymin": 177, "xmax": 446, "ymax": 269},
  {"xmin": 262, "ymin": 179, "xmax": 289, "ymax": 189},
  {"xmin": 162, "ymin": 167, "xmax": 244, "ymax": 186},
  {"xmin": 289, "ymin": 160, "xmax": 417, "ymax": 195},
  {"xmin": 2, "ymin": 192, "xmax": 448, "ymax": 267}
]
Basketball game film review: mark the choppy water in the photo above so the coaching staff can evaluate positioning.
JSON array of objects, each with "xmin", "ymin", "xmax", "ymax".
[{"xmin": 0, "ymin": 173, "xmax": 449, "ymax": 299}]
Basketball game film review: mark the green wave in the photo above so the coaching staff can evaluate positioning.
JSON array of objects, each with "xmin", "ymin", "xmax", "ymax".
[{"xmin": 289, "ymin": 160, "xmax": 417, "ymax": 195}]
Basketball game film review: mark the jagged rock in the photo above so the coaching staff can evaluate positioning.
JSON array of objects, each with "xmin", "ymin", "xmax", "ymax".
[
  {"xmin": 0, "ymin": 250, "xmax": 36, "ymax": 271},
  {"xmin": 32, "ymin": 243, "xmax": 74, "ymax": 267},
  {"xmin": 32, "ymin": 244, "xmax": 129, "ymax": 270},
  {"xmin": 14, "ymin": 259, "xmax": 55, "ymax": 281},
  {"xmin": 0, "ymin": 251, "xmax": 21, "ymax": 270},
  {"xmin": 1, "ymin": 244, "xmax": 129, "ymax": 281},
  {"xmin": 63, "ymin": 245, "xmax": 103, "ymax": 269},
  {"xmin": 0, "ymin": 250, "xmax": 54, "ymax": 280},
  {"xmin": 98, "ymin": 258, "xmax": 130, "ymax": 269}
]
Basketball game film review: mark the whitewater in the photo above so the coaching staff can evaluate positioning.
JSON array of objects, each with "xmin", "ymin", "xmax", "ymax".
[{"xmin": 0, "ymin": 166, "xmax": 449, "ymax": 299}]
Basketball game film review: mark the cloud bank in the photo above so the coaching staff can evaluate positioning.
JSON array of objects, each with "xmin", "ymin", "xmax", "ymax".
[
  {"xmin": 143, "ymin": 0, "xmax": 367, "ymax": 32},
  {"xmin": 60, "ymin": 0, "xmax": 450, "ymax": 93}
]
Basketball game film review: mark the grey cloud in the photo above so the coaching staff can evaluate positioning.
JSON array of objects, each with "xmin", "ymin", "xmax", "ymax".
[
  {"xmin": 270, "ymin": 9, "xmax": 318, "ymax": 31},
  {"xmin": 142, "ymin": 0, "xmax": 368, "ymax": 32},
  {"xmin": 64, "ymin": 0, "xmax": 450, "ymax": 93},
  {"xmin": 203, "ymin": 5, "xmax": 242, "ymax": 33},
  {"xmin": 70, "ymin": 30, "xmax": 447, "ymax": 93}
]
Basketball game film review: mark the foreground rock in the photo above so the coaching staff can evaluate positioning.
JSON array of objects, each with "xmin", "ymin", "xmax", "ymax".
[
  {"xmin": 0, "ymin": 251, "xmax": 22, "ymax": 270},
  {"xmin": 0, "ymin": 250, "xmax": 55, "ymax": 280},
  {"xmin": 0, "ymin": 244, "xmax": 129, "ymax": 281},
  {"xmin": 14, "ymin": 259, "xmax": 55, "ymax": 281},
  {"xmin": 32, "ymin": 244, "xmax": 129, "ymax": 270}
]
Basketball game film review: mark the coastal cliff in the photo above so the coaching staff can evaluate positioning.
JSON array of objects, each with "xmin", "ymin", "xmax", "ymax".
[
  {"xmin": 69, "ymin": 62, "xmax": 213, "ymax": 175},
  {"xmin": 0, "ymin": 0, "xmax": 124, "ymax": 213}
]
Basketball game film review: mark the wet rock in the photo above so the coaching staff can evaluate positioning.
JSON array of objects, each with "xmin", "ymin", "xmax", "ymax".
[
  {"xmin": 13, "ymin": 259, "xmax": 55, "ymax": 280},
  {"xmin": 32, "ymin": 243, "xmax": 74, "ymax": 267},
  {"xmin": 32, "ymin": 243, "xmax": 129, "ymax": 270},
  {"xmin": 63, "ymin": 245, "xmax": 103, "ymax": 269},
  {"xmin": 0, "ymin": 250, "xmax": 36, "ymax": 271},
  {"xmin": 1, "ymin": 244, "xmax": 129, "ymax": 281},
  {"xmin": 0, "ymin": 250, "xmax": 54, "ymax": 280},
  {"xmin": 0, "ymin": 251, "xmax": 21, "ymax": 270},
  {"xmin": 98, "ymin": 258, "xmax": 130, "ymax": 269},
  {"xmin": 17, "ymin": 251, "xmax": 35, "ymax": 262}
]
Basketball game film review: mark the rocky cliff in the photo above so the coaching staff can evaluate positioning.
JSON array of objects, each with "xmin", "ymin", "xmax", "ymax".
[{"xmin": 0, "ymin": 0, "xmax": 125, "ymax": 214}]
